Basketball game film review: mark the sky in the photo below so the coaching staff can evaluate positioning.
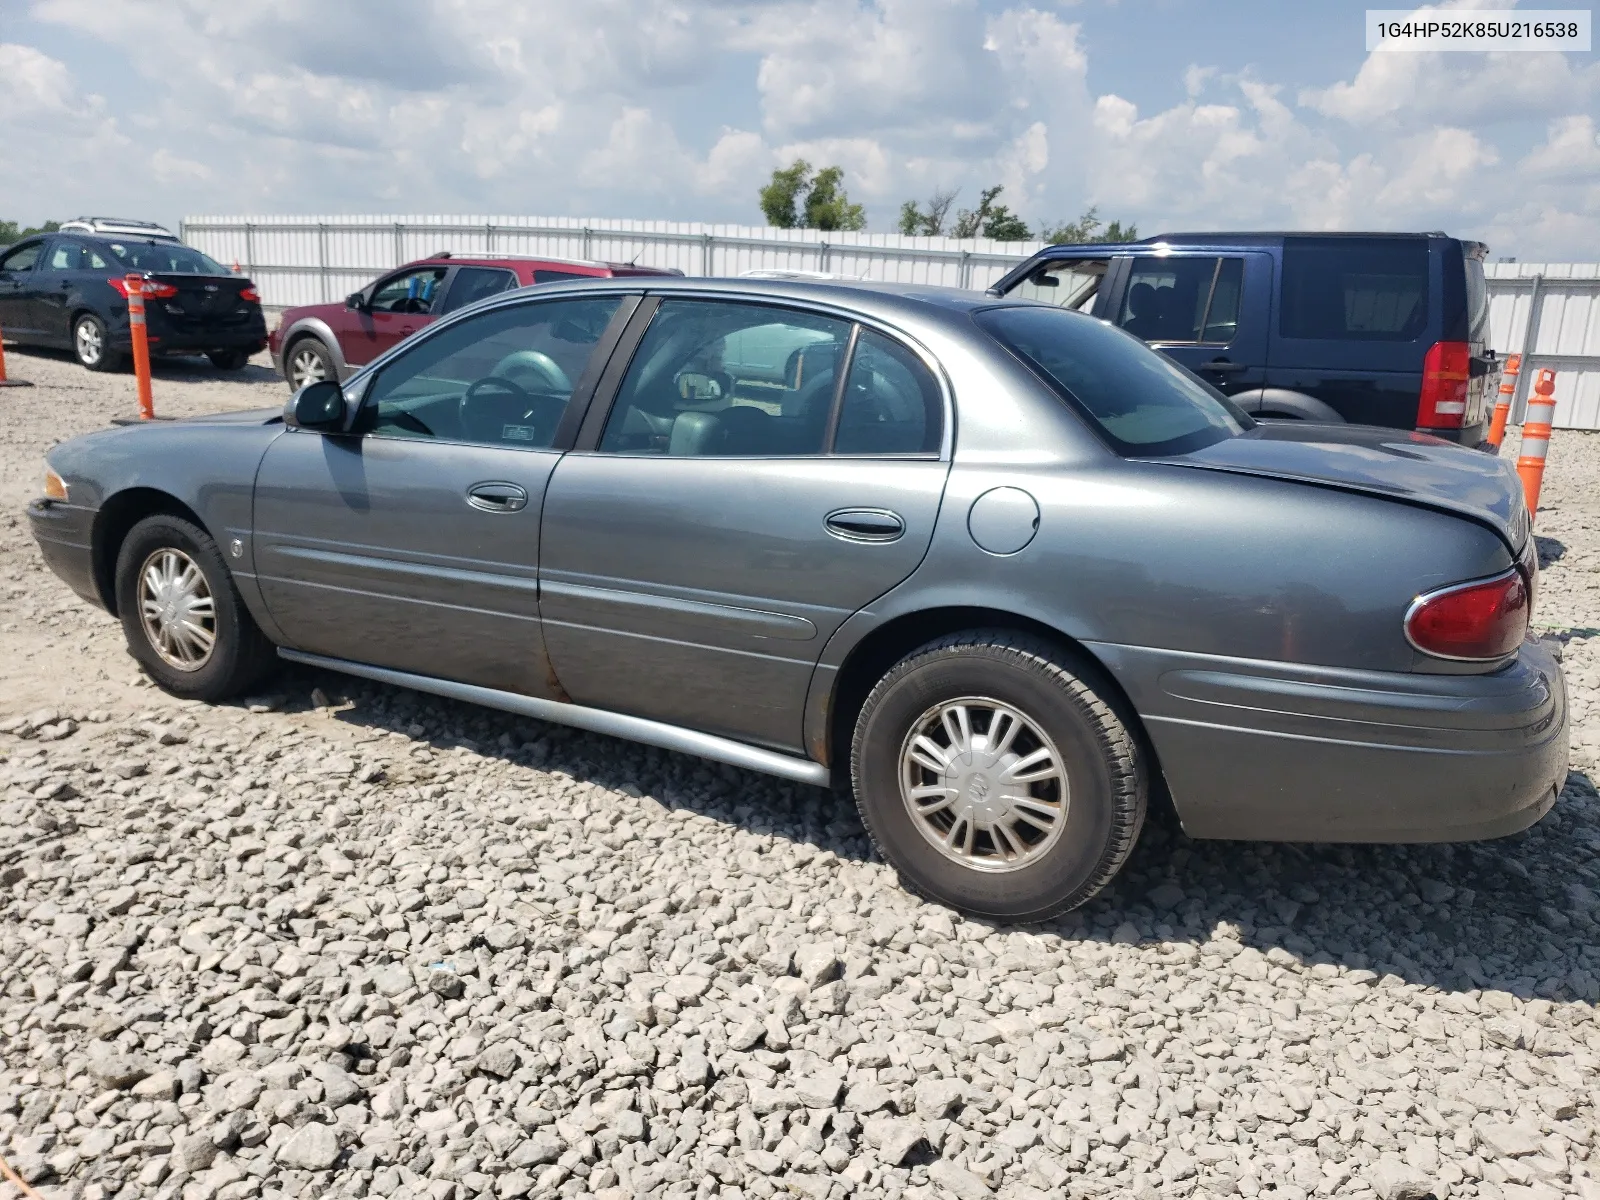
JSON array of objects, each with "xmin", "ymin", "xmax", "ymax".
[{"xmin": 1, "ymin": 0, "xmax": 1597, "ymax": 260}]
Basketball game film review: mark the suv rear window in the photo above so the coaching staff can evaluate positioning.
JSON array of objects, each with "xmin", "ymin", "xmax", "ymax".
[
  {"xmin": 1463, "ymin": 249, "xmax": 1489, "ymax": 344},
  {"xmin": 1280, "ymin": 236, "xmax": 1428, "ymax": 341},
  {"xmin": 977, "ymin": 305, "xmax": 1252, "ymax": 456}
]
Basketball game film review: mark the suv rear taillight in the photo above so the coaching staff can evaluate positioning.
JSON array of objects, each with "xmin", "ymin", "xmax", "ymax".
[
  {"xmin": 1417, "ymin": 340, "xmax": 1470, "ymax": 429},
  {"xmin": 1405, "ymin": 570, "xmax": 1527, "ymax": 660}
]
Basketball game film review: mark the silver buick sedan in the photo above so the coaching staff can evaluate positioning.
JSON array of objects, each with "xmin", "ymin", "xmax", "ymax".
[{"xmin": 28, "ymin": 277, "xmax": 1568, "ymax": 921}]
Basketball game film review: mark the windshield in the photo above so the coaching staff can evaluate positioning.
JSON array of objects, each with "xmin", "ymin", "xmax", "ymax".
[
  {"xmin": 106, "ymin": 241, "xmax": 230, "ymax": 276},
  {"xmin": 976, "ymin": 304, "xmax": 1253, "ymax": 456}
]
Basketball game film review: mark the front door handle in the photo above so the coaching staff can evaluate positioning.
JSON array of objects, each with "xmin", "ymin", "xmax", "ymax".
[
  {"xmin": 1199, "ymin": 359, "xmax": 1245, "ymax": 373},
  {"xmin": 467, "ymin": 482, "xmax": 528, "ymax": 513},
  {"xmin": 825, "ymin": 508, "xmax": 905, "ymax": 543}
]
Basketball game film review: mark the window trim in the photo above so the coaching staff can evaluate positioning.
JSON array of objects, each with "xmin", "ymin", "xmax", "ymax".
[
  {"xmin": 1121, "ymin": 255, "xmax": 1243, "ymax": 348},
  {"xmin": 347, "ymin": 291, "xmax": 641, "ymax": 453},
  {"xmin": 574, "ymin": 293, "xmax": 950, "ymax": 461}
]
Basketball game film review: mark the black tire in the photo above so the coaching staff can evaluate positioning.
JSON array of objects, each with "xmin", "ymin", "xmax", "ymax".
[
  {"xmin": 283, "ymin": 336, "xmax": 334, "ymax": 390},
  {"xmin": 73, "ymin": 313, "xmax": 123, "ymax": 372},
  {"xmin": 114, "ymin": 514, "xmax": 278, "ymax": 702},
  {"xmin": 850, "ymin": 631, "xmax": 1146, "ymax": 923},
  {"xmin": 207, "ymin": 349, "xmax": 250, "ymax": 371}
]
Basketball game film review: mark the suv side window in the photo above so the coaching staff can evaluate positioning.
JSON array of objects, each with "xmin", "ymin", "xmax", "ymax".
[
  {"xmin": 1280, "ymin": 236, "xmax": 1428, "ymax": 340},
  {"xmin": 1009, "ymin": 258, "xmax": 1109, "ymax": 311},
  {"xmin": 1118, "ymin": 257, "xmax": 1243, "ymax": 344},
  {"xmin": 370, "ymin": 267, "xmax": 449, "ymax": 315},
  {"xmin": 441, "ymin": 267, "xmax": 518, "ymax": 314},
  {"xmin": 361, "ymin": 296, "xmax": 623, "ymax": 448},
  {"xmin": 47, "ymin": 241, "xmax": 106, "ymax": 271},
  {"xmin": 0, "ymin": 243, "xmax": 42, "ymax": 273},
  {"xmin": 599, "ymin": 300, "xmax": 852, "ymax": 456}
]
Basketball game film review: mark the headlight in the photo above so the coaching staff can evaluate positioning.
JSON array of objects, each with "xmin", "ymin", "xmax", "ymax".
[{"xmin": 43, "ymin": 467, "xmax": 68, "ymax": 502}]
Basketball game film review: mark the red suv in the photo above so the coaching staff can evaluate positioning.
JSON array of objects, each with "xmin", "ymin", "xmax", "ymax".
[{"xmin": 268, "ymin": 253, "xmax": 680, "ymax": 389}]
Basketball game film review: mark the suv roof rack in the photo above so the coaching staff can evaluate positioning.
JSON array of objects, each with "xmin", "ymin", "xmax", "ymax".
[{"xmin": 59, "ymin": 217, "xmax": 180, "ymax": 241}]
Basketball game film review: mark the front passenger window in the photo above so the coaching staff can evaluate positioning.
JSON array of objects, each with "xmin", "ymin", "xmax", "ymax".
[
  {"xmin": 361, "ymin": 297, "xmax": 623, "ymax": 448},
  {"xmin": 0, "ymin": 243, "xmax": 42, "ymax": 273}
]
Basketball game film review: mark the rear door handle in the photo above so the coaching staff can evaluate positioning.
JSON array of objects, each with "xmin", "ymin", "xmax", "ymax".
[
  {"xmin": 825, "ymin": 508, "xmax": 905, "ymax": 543},
  {"xmin": 467, "ymin": 482, "xmax": 528, "ymax": 513},
  {"xmin": 1199, "ymin": 359, "xmax": 1245, "ymax": 373}
]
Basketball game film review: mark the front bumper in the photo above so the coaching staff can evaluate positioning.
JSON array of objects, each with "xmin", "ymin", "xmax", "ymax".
[
  {"xmin": 1092, "ymin": 638, "xmax": 1569, "ymax": 842},
  {"xmin": 27, "ymin": 499, "xmax": 104, "ymax": 610}
]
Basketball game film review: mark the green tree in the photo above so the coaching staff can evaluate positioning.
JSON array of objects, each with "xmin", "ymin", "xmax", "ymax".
[
  {"xmin": 897, "ymin": 187, "xmax": 959, "ymax": 236},
  {"xmin": 950, "ymin": 186, "xmax": 1031, "ymax": 241},
  {"xmin": 759, "ymin": 161, "xmax": 866, "ymax": 231},
  {"xmin": 1037, "ymin": 206, "xmax": 1138, "ymax": 245},
  {"xmin": 0, "ymin": 219, "xmax": 59, "ymax": 242},
  {"xmin": 803, "ymin": 165, "xmax": 866, "ymax": 232}
]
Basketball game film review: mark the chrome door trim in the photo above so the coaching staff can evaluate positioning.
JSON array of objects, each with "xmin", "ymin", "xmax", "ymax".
[{"xmin": 277, "ymin": 648, "xmax": 832, "ymax": 786}]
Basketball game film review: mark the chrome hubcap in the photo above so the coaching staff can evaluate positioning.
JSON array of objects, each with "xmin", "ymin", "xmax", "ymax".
[
  {"xmin": 290, "ymin": 348, "xmax": 327, "ymax": 387},
  {"xmin": 137, "ymin": 548, "xmax": 216, "ymax": 671},
  {"xmin": 76, "ymin": 321, "xmax": 102, "ymax": 364},
  {"xmin": 899, "ymin": 697, "xmax": 1068, "ymax": 872}
]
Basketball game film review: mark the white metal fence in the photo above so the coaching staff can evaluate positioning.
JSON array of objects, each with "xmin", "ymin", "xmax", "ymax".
[
  {"xmin": 1484, "ymin": 263, "xmax": 1600, "ymax": 431},
  {"xmin": 182, "ymin": 215, "xmax": 1600, "ymax": 430},
  {"xmin": 179, "ymin": 214, "xmax": 1048, "ymax": 307}
]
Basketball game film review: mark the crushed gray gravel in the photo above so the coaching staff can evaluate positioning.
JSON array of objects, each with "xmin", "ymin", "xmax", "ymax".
[{"xmin": 1, "ymin": 345, "xmax": 1598, "ymax": 1200}]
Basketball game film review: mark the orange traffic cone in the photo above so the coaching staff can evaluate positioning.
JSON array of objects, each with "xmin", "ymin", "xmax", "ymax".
[
  {"xmin": 1516, "ymin": 369, "xmax": 1557, "ymax": 521},
  {"xmin": 0, "ymin": 319, "xmax": 34, "ymax": 388},
  {"xmin": 1486, "ymin": 354, "xmax": 1520, "ymax": 449}
]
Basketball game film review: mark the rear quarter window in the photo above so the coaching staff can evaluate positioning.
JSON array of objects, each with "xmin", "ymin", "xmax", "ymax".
[
  {"xmin": 976, "ymin": 305, "xmax": 1252, "ymax": 457},
  {"xmin": 1280, "ymin": 236, "xmax": 1429, "ymax": 341}
]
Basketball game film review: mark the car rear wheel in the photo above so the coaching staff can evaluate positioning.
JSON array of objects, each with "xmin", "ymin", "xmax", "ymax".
[
  {"xmin": 850, "ymin": 631, "xmax": 1147, "ymax": 923},
  {"xmin": 74, "ymin": 314, "xmax": 122, "ymax": 372},
  {"xmin": 285, "ymin": 337, "xmax": 334, "ymax": 390},
  {"xmin": 207, "ymin": 349, "xmax": 250, "ymax": 371},
  {"xmin": 114, "ymin": 514, "xmax": 278, "ymax": 701}
]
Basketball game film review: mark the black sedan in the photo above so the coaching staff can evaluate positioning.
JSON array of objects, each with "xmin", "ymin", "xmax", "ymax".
[{"xmin": 0, "ymin": 231, "xmax": 266, "ymax": 372}]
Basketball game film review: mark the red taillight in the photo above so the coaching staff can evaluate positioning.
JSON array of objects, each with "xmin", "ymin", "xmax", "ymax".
[
  {"xmin": 107, "ymin": 278, "xmax": 177, "ymax": 298},
  {"xmin": 240, "ymin": 287, "xmax": 260, "ymax": 303},
  {"xmin": 1417, "ymin": 340, "xmax": 1470, "ymax": 429},
  {"xmin": 1405, "ymin": 570, "xmax": 1528, "ymax": 660}
]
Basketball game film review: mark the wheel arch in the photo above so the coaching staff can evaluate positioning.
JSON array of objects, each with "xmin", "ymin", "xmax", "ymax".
[
  {"xmin": 278, "ymin": 318, "xmax": 350, "ymax": 382},
  {"xmin": 821, "ymin": 605, "xmax": 1170, "ymax": 801},
  {"xmin": 92, "ymin": 488, "xmax": 207, "ymax": 616}
]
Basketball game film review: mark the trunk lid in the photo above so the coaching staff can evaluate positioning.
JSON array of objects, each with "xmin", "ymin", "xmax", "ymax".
[
  {"xmin": 149, "ymin": 273, "xmax": 260, "ymax": 331},
  {"xmin": 1150, "ymin": 421, "xmax": 1530, "ymax": 552}
]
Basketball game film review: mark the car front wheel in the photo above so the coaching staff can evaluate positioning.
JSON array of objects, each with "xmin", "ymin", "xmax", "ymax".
[
  {"xmin": 114, "ymin": 514, "xmax": 277, "ymax": 701},
  {"xmin": 851, "ymin": 631, "xmax": 1147, "ymax": 923},
  {"xmin": 285, "ymin": 337, "xmax": 334, "ymax": 390},
  {"xmin": 74, "ymin": 313, "xmax": 123, "ymax": 372}
]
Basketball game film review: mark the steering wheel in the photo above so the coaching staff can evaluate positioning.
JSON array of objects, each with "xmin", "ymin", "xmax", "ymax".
[{"xmin": 461, "ymin": 375, "xmax": 537, "ymax": 444}]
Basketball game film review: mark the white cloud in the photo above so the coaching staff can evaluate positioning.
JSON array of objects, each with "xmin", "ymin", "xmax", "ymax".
[{"xmin": 0, "ymin": 2, "xmax": 1596, "ymax": 258}]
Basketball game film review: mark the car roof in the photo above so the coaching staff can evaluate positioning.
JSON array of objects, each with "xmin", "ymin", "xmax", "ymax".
[
  {"xmin": 1035, "ymin": 230, "xmax": 1453, "ymax": 255},
  {"xmin": 414, "ymin": 252, "xmax": 677, "ymax": 275},
  {"xmin": 496, "ymin": 273, "xmax": 1012, "ymax": 324}
]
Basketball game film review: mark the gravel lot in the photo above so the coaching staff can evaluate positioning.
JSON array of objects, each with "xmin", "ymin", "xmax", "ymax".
[{"xmin": 2, "ymin": 342, "xmax": 1598, "ymax": 1200}]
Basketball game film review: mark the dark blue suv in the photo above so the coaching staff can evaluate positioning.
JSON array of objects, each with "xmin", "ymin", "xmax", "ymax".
[{"xmin": 990, "ymin": 232, "xmax": 1494, "ymax": 446}]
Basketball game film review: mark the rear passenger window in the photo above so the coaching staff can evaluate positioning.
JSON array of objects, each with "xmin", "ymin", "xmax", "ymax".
[
  {"xmin": 1117, "ymin": 257, "xmax": 1242, "ymax": 344},
  {"xmin": 834, "ymin": 331, "xmax": 942, "ymax": 455},
  {"xmin": 600, "ymin": 300, "xmax": 851, "ymax": 457},
  {"xmin": 1280, "ymin": 237, "xmax": 1428, "ymax": 341},
  {"xmin": 440, "ymin": 267, "xmax": 517, "ymax": 314}
]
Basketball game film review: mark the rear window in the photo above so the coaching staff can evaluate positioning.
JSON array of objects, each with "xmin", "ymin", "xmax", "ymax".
[
  {"xmin": 976, "ymin": 305, "xmax": 1252, "ymax": 456},
  {"xmin": 1463, "ymin": 250, "xmax": 1489, "ymax": 343},
  {"xmin": 106, "ymin": 241, "xmax": 229, "ymax": 276},
  {"xmin": 1280, "ymin": 236, "xmax": 1429, "ymax": 341}
]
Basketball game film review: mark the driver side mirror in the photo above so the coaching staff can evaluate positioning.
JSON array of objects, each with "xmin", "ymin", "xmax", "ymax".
[
  {"xmin": 284, "ymin": 381, "xmax": 347, "ymax": 432},
  {"xmin": 345, "ymin": 292, "xmax": 367, "ymax": 311}
]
